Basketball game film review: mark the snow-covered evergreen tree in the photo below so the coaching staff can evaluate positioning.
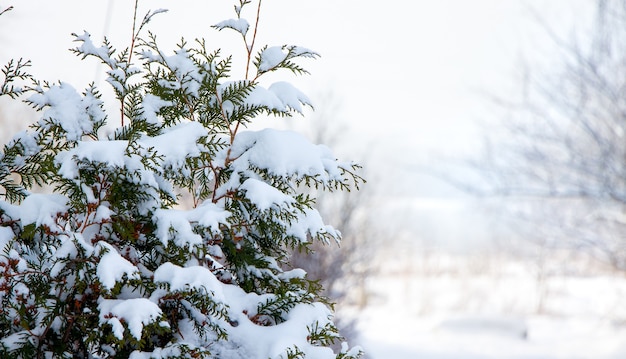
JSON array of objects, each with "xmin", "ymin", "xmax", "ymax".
[{"xmin": 0, "ymin": 2, "xmax": 363, "ymax": 358}]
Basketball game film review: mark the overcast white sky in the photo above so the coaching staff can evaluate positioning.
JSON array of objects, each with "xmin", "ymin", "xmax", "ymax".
[
  {"xmin": 1, "ymin": 1, "xmax": 585, "ymax": 145},
  {"xmin": 0, "ymin": 0, "xmax": 593, "ymax": 247}
]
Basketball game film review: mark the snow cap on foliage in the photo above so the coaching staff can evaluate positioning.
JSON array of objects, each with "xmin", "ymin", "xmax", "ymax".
[
  {"xmin": 227, "ymin": 302, "xmax": 336, "ymax": 359},
  {"xmin": 213, "ymin": 18, "xmax": 250, "ymax": 36},
  {"xmin": 162, "ymin": 48, "xmax": 203, "ymax": 97},
  {"xmin": 96, "ymin": 241, "xmax": 140, "ymax": 290},
  {"xmin": 139, "ymin": 47, "xmax": 204, "ymax": 97},
  {"xmin": 142, "ymin": 121, "xmax": 208, "ymax": 170},
  {"xmin": 0, "ymin": 193, "xmax": 68, "ymax": 228},
  {"xmin": 55, "ymin": 121, "xmax": 208, "ymax": 188},
  {"xmin": 240, "ymin": 178, "xmax": 295, "ymax": 211},
  {"xmin": 287, "ymin": 207, "xmax": 340, "ymax": 244},
  {"xmin": 243, "ymin": 85, "xmax": 285, "ymax": 112},
  {"xmin": 0, "ymin": 226, "xmax": 13, "ymax": 252},
  {"xmin": 226, "ymin": 128, "xmax": 345, "ymax": 181},
  {"xmin": 154, "ymin": 262, "xmax": 225, "ymax": 300},
  {"xmin": 28, "ymin": 82, "xmax": 104, "ymax": 142},
  {"xmin": 257, "ymin": 45, "xmax": 317, "ymax": 72},
  {"xmin": 218, "ymin": 81, "xmax": 311, "ymax": 115},
  {"xmin": 258, "ymin": 46, "xmax": 289, "ymax": 72},
  {"xmin": 49, "ymin": 233, "xmax": 95, "ymax": 277},
  {"xmin": 141, "ymin": 94, "xmax": 172, "ymax": 125},
  {"xmin": 152, "ymin": 262, "xmax": 347, "ymax": 359},
  {"xmin": 72, "ymin": 31, "xmax": 116, "ymax": 67},
  {"xmin": 153, "ymin": 202, "xmax": 230, "ymax": 247},
  {"xmin": 98, "ymin": 298, "xmax": 164, "ymax": 340},
  {"xmin": 8, "ymin": 130, "xmax": 40, "ymax": 158},
  {"xmin": 269, "ymin": 81, "xmax": 312, "ymax": 113}
]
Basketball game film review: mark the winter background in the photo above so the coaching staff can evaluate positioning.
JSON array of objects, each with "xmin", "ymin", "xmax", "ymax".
[{"xmin": 2, "ymin": 1, "xmax": 626, "ymax": 358}]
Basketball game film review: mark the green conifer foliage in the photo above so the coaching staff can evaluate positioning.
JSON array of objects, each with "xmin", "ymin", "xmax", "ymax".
[{"xmin": 0, "ymin": 2, "xmax": 363, "ymax": 358}]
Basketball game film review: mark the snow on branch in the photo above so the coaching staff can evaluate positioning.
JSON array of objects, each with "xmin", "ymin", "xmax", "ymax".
[
  {"xmin": 96, "ymin": 241, "xmax": 140, "ymax": 290},
  {"xmin": 255, "ymin": 45, "xmax": 319, "ymax": 76},
  {"xmin": 71, "ymin": 31, "xmax": 117, "ymax": 68},
  {"xmin": 27, "ymin": 82, "xmax": 104, "ymax": 142},
  {"xmin": 153, "ymin": 203, "xmax": 230, "ymax": 247},
  {"xmin": 213, "ymin": 18, "xmax": 250, "ymax": 36},
  {"xmin": 98, "ymin": 298, "xmax": 164, "ymax": 340},
  {"xmin": 225, "ymin": 129, "xmax": 350, "ymax": 185}
]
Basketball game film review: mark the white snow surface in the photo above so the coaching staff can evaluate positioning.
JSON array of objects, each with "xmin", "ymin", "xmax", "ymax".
[
  {"xmin": 239, "ymin": 178, "xmax": 295, "ymax": 211},
  {"xmin": 96, "ymin": 241, "xmax": 140, "ymax": 290},
  {"xmin": 0, "ymin": 193, "xmax": 68, "ymax": 228},
  {"xmin": 224, "ymin": 128, "xmax": 345, "ymax": 183},
  {"xmin": 286, "ymin": 207, "xmax": 339, "ymax": 244},
  {"xmin": 28, "ymin": 82, "xmax": 103, "ymax": 142},
  {"xmin": 153, "ymin": 202, "xmax": 230, "ymax": 247},
  {"xmin": 268, "ymin": 81, "xmax": 312, "ymax": 113},
  {"xmin": 98, "ymin": 298, "xmax": 164, "ymax": 340},
  {"xmin": 213, "ymin": 18, "xmax": 250, "ymax": 36},
  {"xmin": 141, "ymin": 94, "xmax": 172, "ymax": 125},
  {"xmin": 0, "ymin": 226, "xmax": 13, "ymax": 250},
  {"xmin": 55, "ymin": 121, "xmax": 208, "ymax": 186},
  {"xmin": 356, "ymin": 249, "xmax": 626, "ymax": 359},
  {"xmin": 258, "ymin": 46, "xmax": 288, "ymax": 72},
  {"xmin": 153, "ymin": 262, "xmax": 225, "ymax": 301}
]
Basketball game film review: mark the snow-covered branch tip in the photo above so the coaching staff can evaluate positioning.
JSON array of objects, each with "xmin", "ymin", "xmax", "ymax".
[{"xmin": 255, "ymin": 45, "xmax": 319, "ymax": 77}]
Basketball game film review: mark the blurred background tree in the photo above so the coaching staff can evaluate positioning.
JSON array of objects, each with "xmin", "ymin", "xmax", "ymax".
[{"xmin": 474, "ymin": 1, "xmax": 626, "ymax": 270}]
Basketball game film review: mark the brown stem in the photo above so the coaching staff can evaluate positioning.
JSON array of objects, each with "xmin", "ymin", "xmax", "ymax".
[
  {"xmin": 210, "ymin": 1, "xmax": 264, "ymax": 205},
  {"xmin": 128, "ymin": 0, "xmax": 140, "ymax": 66},
  {"xmin": 245, "ymin": 0, "xmax": 262, "ymax": 80},
  {"xmin": 119, "ymin": 0, "xmax": 141, "ymax": 127}
]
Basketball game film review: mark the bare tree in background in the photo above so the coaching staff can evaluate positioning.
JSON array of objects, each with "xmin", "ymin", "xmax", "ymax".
[{"xmin": 477, "ymin": 1, "xmax": 626, "ymax": 269}]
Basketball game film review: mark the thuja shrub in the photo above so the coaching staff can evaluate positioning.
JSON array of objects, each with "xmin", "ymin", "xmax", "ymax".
[{"xmin": 0, "ymin": 2, "xmax": 363, "ymax": 358}]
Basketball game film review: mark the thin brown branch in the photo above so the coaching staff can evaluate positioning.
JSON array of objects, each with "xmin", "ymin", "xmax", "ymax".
[{"xmin": 245, "ymin": 0, "xmax": 262, "ymax": 80}]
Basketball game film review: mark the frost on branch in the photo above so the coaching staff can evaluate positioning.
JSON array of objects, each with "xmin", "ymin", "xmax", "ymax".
[{"xmin": 0, "ymin": 1, "xmax": 363, "ymax": 358}]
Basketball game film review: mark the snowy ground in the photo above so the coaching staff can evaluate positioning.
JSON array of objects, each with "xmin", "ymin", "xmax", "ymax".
[{"xmin": 354, "ymin": 250, "xmax": 626, "ymax": 359}]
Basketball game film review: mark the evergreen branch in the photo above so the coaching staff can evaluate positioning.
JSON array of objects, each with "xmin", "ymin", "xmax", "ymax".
[
  {"xmin": 0, "ymin": 6, "xmax": 13, "ymax": 17},
  {"xmin": 307, "ymin": 321, "xmax": 341, "ymax": 347},
  {"xmin": 1, "ymin": 58, "xmax": 33, "ymax": 99},
  {"xmin": 284, "ymin": 346, "xmax": 306, "ymax": 359},
  {"xmin": 254, "ymin": 45, "xmax": 320, "ymax": 79},
  {"xmin": 128, "ymin": 1, "xmax": 167, "ymax": 66},
  {"xmin": 70, "ymin": 32, "xmax": 117, "ymax": 68}
]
